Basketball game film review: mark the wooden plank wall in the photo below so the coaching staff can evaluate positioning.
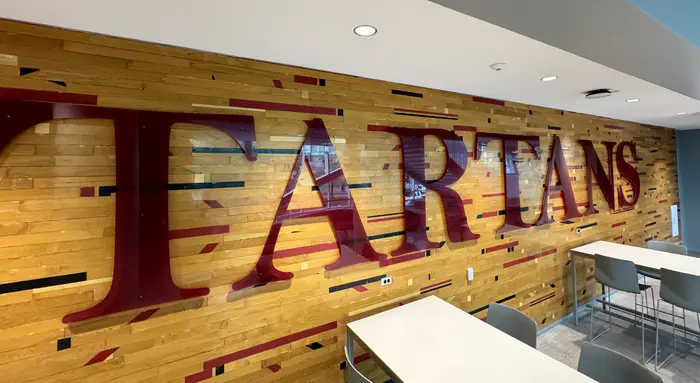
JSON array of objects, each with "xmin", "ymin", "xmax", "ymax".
[{"xmin": 0, "ymin": 20, "xmax": 679, "ymax": 383}]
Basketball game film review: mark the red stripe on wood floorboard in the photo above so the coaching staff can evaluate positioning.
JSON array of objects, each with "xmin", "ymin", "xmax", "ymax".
[
  {"xmin": 503, "ymin": 248, "xmax": 557, "ymax": 268},
  {"xmin": 472, "ymin": 96, "xmax": 505, "ymax": 106},
  {"xmin": 530, "ymin": 292, "xmax": 556, "ymax": 307},
  {"xmin": 203, "ymin": 200, "xmax": 224, "ymax": 209},
  {"xmin": 612, "ymin": 221, "xmax": 626, "ymax": 228},
  {"xmin": 485, "ymin": 241, "xmax": 519, "ymax": 254},
  {"xmin": 185, "ymin": 370, "xmax": 211, "ymax": 383},
  {"xmin": 84, "ymin": 347, "xmax": 119, "ymax": 366},
  {"xmin": 199, "ymin": 243, "xmax": 218, "ymax": 254},
  {"xmin": 482, "ymin": 192, "xmax": 505, "ymax": 198},
  {"xmin": 128, "ymin": 308, "xmax": 158, "ymax": 324},
  {"xmin": 454, "ymin": 125, "xmax": 477, "ymax": 132},
  {"xmin": 272, "ymin": 79, "xmax": 283, "ymax": 88},
  {"xmin": 169, "ymin": 224, "xmax": 229, "ymax": 240},
  {"xmin": 293, "ymin": 75, "xmax": 318, "ymax": 85},
  {"xmin": 229, "ymin": 98, "xmax": 335, "ymax": 115},
  {"xmin": 80, "ymin": 187, "xmax": 95, "ymax": 197},
  {"xmin": 267, "ymin": 364, "xmax": 281, "ymax": 372}
]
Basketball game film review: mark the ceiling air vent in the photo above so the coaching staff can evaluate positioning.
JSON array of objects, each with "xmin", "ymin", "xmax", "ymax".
[{"xmin": 584, "ymin": 88, "xmax": 613, "ymax": 99}]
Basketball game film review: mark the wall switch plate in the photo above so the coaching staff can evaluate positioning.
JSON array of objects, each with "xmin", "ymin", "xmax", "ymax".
[
  {"xmin": 467, "ymin": 268, "xmax": 474, "ymax": 281},
  {"xmin": 381, "ymin": 276, "xmax": 393, "ymax": 286}
]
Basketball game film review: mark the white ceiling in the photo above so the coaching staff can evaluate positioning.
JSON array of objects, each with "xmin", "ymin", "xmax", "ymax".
[
  {"xmin": 1, "ymin": 0, "xmax": 699, "ymax": 129},
  {"xmin": 432, "ymin": 0, "xmax": 700, "ymax": 128}
]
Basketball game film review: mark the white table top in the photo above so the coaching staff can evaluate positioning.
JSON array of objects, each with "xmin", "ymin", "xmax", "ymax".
[
  {"xmin": 347, "ymin": 295, "xmax": 595, "ymax": 383},
  {"xmin": 571, "ymin": 241, "xmax": 700, "ymax": 276}
]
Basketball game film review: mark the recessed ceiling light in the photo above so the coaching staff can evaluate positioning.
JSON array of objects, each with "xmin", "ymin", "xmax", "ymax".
[
  {"xmin": 354, "ymin": 25, "xmax": 377, "ymax": 37},
  {"xmin": 541, "ymin": 76, "xmax": 558, "ymax": 82},
  {"xmin": 675, "ymin": 112, "xmax": 687, "ymax": 115},
  {"xmin": 626, "ymin": 98, "xmax": 640, "ymax": 103}
]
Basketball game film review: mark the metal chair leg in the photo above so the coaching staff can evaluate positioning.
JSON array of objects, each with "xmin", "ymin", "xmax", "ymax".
[
  {"xmin": 657, "ymin": 300, "xmax": 679, "ymax": 370},
  {"xmin": 607, "ymin": 287, "xmax": 612, "ymax": 332},
  {"xmin": 682, "ymin": 308, "xmax": 689, "ymax": 349},
  {"xmin": 590, "ymin": 285, "xmax": 610, "ymax": 342},
  {"xmin": 656, "ymin": 298, "xmax": 662, "ymax": 371},
  {"xmin": 643, "ymin": 275, "xmax": 651, "ymax": 316},
  {"xmin": 643, "ymin": 290, "xmax": 658, "ymax": 365},
  {"xmin": 641, "ymin": 293, "xmax": 646, "ymax": 365}
]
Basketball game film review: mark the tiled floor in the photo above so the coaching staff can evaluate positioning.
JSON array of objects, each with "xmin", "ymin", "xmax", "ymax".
[{"xmin": 538, "ymin": 278, "xmax": 700, "ymax": 382}]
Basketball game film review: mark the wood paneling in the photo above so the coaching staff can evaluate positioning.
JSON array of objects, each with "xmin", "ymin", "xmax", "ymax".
[{"xmin": 0, "ymin": 19, "xmax": 679, "ymax": 382}]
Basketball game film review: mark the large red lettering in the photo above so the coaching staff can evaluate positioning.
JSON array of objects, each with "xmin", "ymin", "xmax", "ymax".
[
  {"xmin": 0, "ymin": 99, "xmax": 257, "ymax": 323},
  {"xmin": 475, "ymin": 133, "xmax": 540, "ymax": 233},
  {"xmin": 579, "ymin": 140, "xmax": 616, "ymax": 213},
  {"xmin": 232, "ymin": 119, "xmax": 384, "ymax": 290},
  {"xmin": 616, "ymin": 142, "xmax": 640, "ymax": 207},
  {"xmin": 368, "ymin": 125, "xmax": 478, "ymax": 256},
  {"xmin": 537, "ymin": 136, "xmax": 582, "ymax": 225}
]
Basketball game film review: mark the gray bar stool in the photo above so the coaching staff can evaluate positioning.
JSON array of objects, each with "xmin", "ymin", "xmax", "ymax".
[
  {"xmin": 486, "ymin": 302, "xmax": 537, "ymax": 348},
  {"xmin": 644, "ymin": 241, "xmax": 688, "ymax": 314},
  {"xmin": 344, "ymin": 346, "xmax": 371, "ymax": 383},
  {"xmin": 647, "ymin": 240, "xmax": 688, "ymax": 256},
  {"xmin": 647, "ymin": 241, "xmax": 698, "ymax": 343},
  {"xmin": 655, "ymin": 268, "xmax": 700, "ymax": 371},
  {"xmin": 591, "ymin": 253, "xmax": 656, "ymax": 364},
  {"xmin": 578, "ymin": 342, "xmax": 663, "ymax": 383}
]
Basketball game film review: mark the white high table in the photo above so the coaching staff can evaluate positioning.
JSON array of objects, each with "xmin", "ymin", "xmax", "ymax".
[
  {"xmin": 570, "ymin": 240, "xmax": 700, "ymax": 325},
  {"xmin": 346, "ymin": 295, "xmax": 595, "ymax": 383}
]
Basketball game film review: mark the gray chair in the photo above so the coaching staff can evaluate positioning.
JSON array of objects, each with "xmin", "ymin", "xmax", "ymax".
[
  {"xmin": 643, "ymin": 240, "xmax": 688, "ymax": 280},
  {"xmin": 647, "ymin": 241, "xmax": 699, "ymax": 358},
  {"xmin": 647, "ymin": 240, "xmax": 688, "ymax": 256},
  {"xmin": 591, "ymin": 254, "xmax": 656, "ymax": 364},
  {"xmin": 344, "ymin": 346, "xmax": 371, "ymax": 383},
  {"xmin": 642, "ymin": 240, "xmax": 688, "ymax": 280},
  {"xmin": 578, "ymin": 342, "xmax": 663, "ymax": 383},
  {"xmin": 486, "ymin": 302, "xmax": 537, "ymax": 348},
  {"xmin": 655, "ymin": 268, "xmax": 700, "ymax": 371}
]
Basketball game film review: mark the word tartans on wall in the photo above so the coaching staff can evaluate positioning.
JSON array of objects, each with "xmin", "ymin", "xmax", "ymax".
[{"xmin": 0, "ymin": 98, "xmax": 640, "ymax": 323}]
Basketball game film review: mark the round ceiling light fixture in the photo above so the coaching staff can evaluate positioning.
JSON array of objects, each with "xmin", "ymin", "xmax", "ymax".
[
  {"xmin": 626, "ymin": 98, "xmax": 640, "ymax": 103},
  {"xmin": 354, "ymin": 25, "xmax": 377, "ymax": 37},
  {"xmin": 584, "ymin": 88, "xmax": 613, "ymax": 99},
  {"xmin": 675, "ymin": 112, "xmax": 688, "ymax": 115},
  {"xmin": 541, "ymin": 76, "xmax": 558, "ymax": 82}
]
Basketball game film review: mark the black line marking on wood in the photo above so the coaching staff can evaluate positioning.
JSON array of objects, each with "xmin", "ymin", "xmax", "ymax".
[
  {"xmin": 391, "ymin": 89, "xmax": 423, "ymax": 98},
  {"xmin": 329, "ymin": 275, "xmax": 386, "ymax": 293},
  {"xmin": 19, "ymin": 67, "xmax": 40, "ymax": 76},
  {"xmin": 0, "ymin": 272, "xmax": 87, "ymax": 295}
]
